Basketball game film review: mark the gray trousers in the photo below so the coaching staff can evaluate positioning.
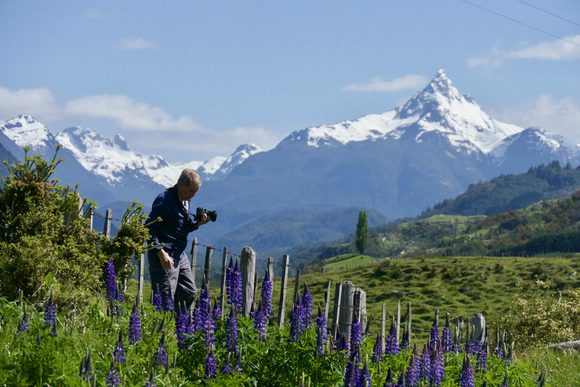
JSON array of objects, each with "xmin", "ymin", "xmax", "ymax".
[{"xmin": 148, "ymin": 250, "xmax": 197, "ymax": 310}]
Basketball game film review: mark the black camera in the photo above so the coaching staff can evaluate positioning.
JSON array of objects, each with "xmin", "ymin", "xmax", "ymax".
[{"xmin": 195, "ymin": 207, "xmax": 218, "ymax": 222}]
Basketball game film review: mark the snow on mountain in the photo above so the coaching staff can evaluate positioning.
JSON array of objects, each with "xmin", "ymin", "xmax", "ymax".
[
  {"xmin": 491, "ymin": 127, "xmax": 578, "ymax": 160},
  {"xmin": 278, "ymin": 69, "xmax": 523, "ymax": 155},
  {"xmin": 197, "ymin": 144, "xmax": 262, "ymax": 180},
  {"xmin": 0, "ymin": 114, "xmax": 53, "ymax": 149}
]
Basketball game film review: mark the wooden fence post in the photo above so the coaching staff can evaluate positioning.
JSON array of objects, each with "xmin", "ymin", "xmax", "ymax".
[
  {"xmin": 103, "ymin": 208, "xmax": 112, "ymax": 239},
  {"xmin": 220, "ymin": 247, "xmax": 228, "ymax": 317},
  {"xmin": 138, "ymin": 253, "xmax": 145, "ymax": 305},
  {"xmin": 203, "ymin": 245, "xmax": 214, "ymax": 287},
  {"xmin": 277, "ymin": 254, "xmax": 290, "ymax": 329},
  {"xmin": 338, "ymin": 281, "xmax": 355, "ymax": 342},
  {"xmin": 381, "ymin": 304, "xmax": 386, "ymax": 350},
  {"xmin": 190, "ymin": 237, "xmax": 198, "ymax": 286},
  {"xmin": 293, "ymin": 268, "xmax": 301, "ymax": 304},
  {"xmin": 324, "ymin": 280, "xmax": 332, "ymax": 321},
  {"xmin": 240, "ymin": 246, "xmax": 256, "ymax": 317},
  {"xmin": 332, "ymin": 282, "xmax": 343, "ymax": 339},
  {"xmin": 396, "ymin": 301, "xmax": 401, "ymax": 343},
  {"xmin": 407, "ymin": 301, "xmax": 412, "ymax": 344},
  {"xmin": 354, "ymin": 288, "xmax": 367, "ymax": 334},
  {"xmin": 267, "ymin": 257, "xmax": 274, "ymax": 283}
]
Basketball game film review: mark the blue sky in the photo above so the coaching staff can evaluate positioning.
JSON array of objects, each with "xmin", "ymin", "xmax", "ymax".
[{"xmin": 1, "ymin": 0, "xmax": 579, "ymax": 162}]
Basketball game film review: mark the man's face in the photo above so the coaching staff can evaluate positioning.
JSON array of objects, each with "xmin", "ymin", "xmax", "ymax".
[{"xmin": 178, "ymin": 182, "xmax": 199, "ymax": 201}]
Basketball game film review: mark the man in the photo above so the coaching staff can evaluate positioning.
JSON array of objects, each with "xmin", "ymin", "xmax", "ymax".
[{"xmin": 147, "ymin": 168, "xmax": 210, "ymax": 309}]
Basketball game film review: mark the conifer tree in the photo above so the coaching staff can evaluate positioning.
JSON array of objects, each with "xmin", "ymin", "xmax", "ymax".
[{"xmin": 355, "ymin": 210, "xmax": 368, "ymax": 254}]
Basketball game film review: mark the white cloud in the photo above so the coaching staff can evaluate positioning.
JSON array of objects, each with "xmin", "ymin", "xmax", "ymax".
[
  {"xmin": 116, "ymin": 37, "xmax": 155, "ymax": 50},
  {"xmin": 467, "ymin": 35, "xmax": 580, "ymax": 68},
  {"xmin": 65, "ymin": 94, "xmax": 199, "ymax": 132},
  {"xmin": 344, "ymin": 74, "xmax": 428, "ymax": 92},
  {"xmin": 0, "ymin": 86, "xmax": 62, "ymax": 121},
  {"xmin": 492, "ymin": 94, "xmax": 580, "ymax": 143}
]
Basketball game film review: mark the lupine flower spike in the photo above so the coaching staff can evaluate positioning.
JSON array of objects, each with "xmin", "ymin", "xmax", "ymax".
[
  {"xmin": 315, "ymin": 306, "xmax": 327, "ymax": 356},
  {"xmin": 372, "ymin": 333, "xmax": 383, "ymax": 362},
  {"xmin": 261, "ymin": 268, "xmax": 273, "ymax": 321},
  {"xmin": 350, "ymin": 314, "xmax": 362, "ymax": 358},
  {"xmin": 205, "ymin": 348, "xmax": 217, "ymax": 379},
  {"xmin": 17, "ymin": 310, "xmax": 30, "ymax": 333},
  {"xmin": 152, "ymin": 284, "xmax": 163, "ymax": 312},
  {"xmin": 430, "ymin": 348, "xmax": 445, "ymax": 386},
  {"xmin": 106, "ymin": 360, "xmax": 119, "ymax": 387},
  {"xmin": 114, "ymin": 329, "xmax": 126, "ymax": 363},
  {"xmin": 44, "ymin": 294, "xmax": 56, "ymax": 328},
  {"xmin": 430, "ymin": 310, "xmax": 440, "ymax": 350},
  {"xmin": 301, "ymin": 285, "xmax": 313, "ymax": 329},
  {"xmin": 145, "ymin": 369, "xmax": 156, "ymax": 387},
  {"xmin": 79, "ymin": 351, "xmax": 94, "ymax": 382},
  {"xmin": 459, "ymin": 354, "xmax": 475, "ymax": 387},
  {"xmin": 442, "ymin": 313, "xmax": 452, "ymax": 354},
  {"xmin": 129, "ymin": 298, "xmax": 141, "ymax": 344},
  {"xmin": 385, "ymin": 319, "xmax": 400, "ymax": 355},
  {"xmin": 154, "ymin": 332, "xmax": 168, "ymax": 371}
]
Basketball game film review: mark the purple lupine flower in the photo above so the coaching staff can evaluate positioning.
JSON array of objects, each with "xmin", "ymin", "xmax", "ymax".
[
  {"xmin": 212, "ymin": 299, "xmax": 222, "ymax": 320},
  {"xmin": 116, "ymin": 283, "xmax": 124, "ymax": 303},
  {"xmin": 221, "ymin": 356, "xmax": 232, "ymax": 375},
  {"xmin": 79, "ymin": 352, "xmax": 94, "ymax": 382},
  {"xmin": 192, "ymin": 300, "xmax": 203, "ymax": 332},
  {"xmin": 400, "ymin": 328, "xmax": 409, "ymax": 350},
  {"xmin": 50, "ymin": 320, "xmax": 58, "ymax": 337},
  {"xmin": 441, "ymin": 314, "xmax": 453, "ymax": 354},
  {"xmin": 372, "ymin": 333, "xmax": 383, "ymax": 362},
  {"xmin": 405, "ymin": 348, "xmax": 420, "ymax": 387},
  {"xmin": 430, "ymin": 315, "xmax": 440, "ymax": 351},
  {"xmin": 114, "ymin": 330, "xmax": 126, "ymax": 363},
  {"xmin": 260, "ymin": 269, "xmax": 273, "ymax": 321},
  {"xmin": 175, "ymin": 306, "xmax": 188, "ymax": 349},
  {"xmin": 145, "ymin": 369, "xmax": 156, "ymax": 387},
  {"xmin": 129, "ymin": 302, "xmax": 141, "ymax": 344},
  {"xmin": 44, "ymin": 296, "xmax": 56, "ymax": 328},
  {"xmin": 205, "ymin": 349, "xmax": 217, "ymax": 379},
  {"xmin": 154, "ymin": 332, "xmax": 168, "ymax": 370},
  {"xmin": 383, "ymin": 369, "xmax": 394, "ymax": 387},
  {"xmin": 226, "ymin": 258, "xmax": 234, "ymax": 305},
  {"xmin": 301, "ymin": 285, "xmax": 313, "ymax": 329},
  {"xmin": 105, "ymin": 259, "xmax": 117, "ymax": 301},
  {"xmin": 290, "ymin": 302, "xmax": 305, "ymax": 342},
  {"xmin": 187, "ymin": 308, "xmax": 197, "ymax": 335},
  {"xmin": 459, "ymin": 354, "xmax": 475, "ymax": 387},
  {"xmin": 430, "ymin": 348, "xmax": 445, "ymax": 386},
  {"xmin": 162, "ymin": 289, "xmax": 174, "ymax": 312},
  {"xmin": 395, "ymin": 373, "xmax": 404, "ymax": 387},
  {"xmin": 226, "ymin": 308, "xmax": 239, "ymax": 356},
  {"xmin": 344, "ymin": 357, "xmax": 358, "ymax": 387},
  {"xmin": 350, "ymin": 316, "xmax": 362, "ymax": 358},
  {"xmin": 336, "ymin": 332, "xmax": 348, "ymax": 353},
  {"xmin": 316, "ymin": 307, "xmax": 327, "ymax": 356},
  {"xmin": 494, "ymin": 341, "xmax": 505, "ymax": 360},
  {"xmin": 357, "ymin": 361, "xmax": 371, "ymax": 387},
  {"xmin": 199, "ymin": 282, "xmax": 211, "ymax": 323},
  {"xmin": 253, "ymin": 303, "xmax": 267, "ymax": 342},
  {"xmin": 385, "ymin": 321, "xmax": 400, "ymax": 355},
  {"xmin": 203, "ymin": 309, "xmax": 216, "ymax": 349},
  {"xmin": 452, "ymin": 335, "xmax": 462, "ymax": 354},
  {"xmin": 106, "ymin": 360, "xmax": 119, "ymax": 387},
  {"xmin": 476, "ymin": 344, "xmax": 488, "ymax": 373},
  {"xmin": 152, "ymin": 284, "xmax": 163, "ymax": 312},
  {"xmin": 232, "ymin": 261, "xmax": 243, "ymax": 312},
  {"xmin": 419, "ymin": 343, "xmax": 432, "ymax": 383},
  {"xmin": 17, "ymin": 312, "xmax": 30, "ymax": 333}
]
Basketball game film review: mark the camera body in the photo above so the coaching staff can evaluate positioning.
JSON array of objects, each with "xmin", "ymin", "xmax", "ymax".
[{"xmin": 195, "ymin": 207, "xmax": 218, "ymax": 222}]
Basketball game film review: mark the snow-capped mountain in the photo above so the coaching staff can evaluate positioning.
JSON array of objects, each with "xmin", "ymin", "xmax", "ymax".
[
  {"xmin": 278, "ymin": 70, "xmax": 524, "ymax": 156},
  {"xmin": 198, "ymin": 144, "xmax": 262, "ymax": 181}
]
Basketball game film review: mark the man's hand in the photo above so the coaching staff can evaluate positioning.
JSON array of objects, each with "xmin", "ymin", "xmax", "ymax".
[
  {"xmin": 157, "ymin": 249, "xmax": 174, "ymax": 270},
  {"xmin": 195, "ymin": 213, "xmax": 211, "ymax": 227}
]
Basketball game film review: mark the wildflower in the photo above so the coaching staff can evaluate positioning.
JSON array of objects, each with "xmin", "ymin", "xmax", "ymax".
[
  {"xmin": 129, "ymin": 302, "xmax": 142, "ymax": 344},
  {"xmin": 395, "ymin": 373, "xmax": 404, "ymax": 387},
  {"xmin": 399, "ymin": 328, "xmax": 409, "ymax": 350},
  {"xmin": 113, "ymin": 330, "xmax": 126, "ymax": 363},
  {"xmin": 205, "ymin": 349, "xmax": 217, "ymax": 379},
  {"xmin": 385, "ymin": 321, "xmax": 400, "ymax": 355},
  {"xmin": 154, "ymin": 332, "xmax": 168, "ymax": 370},
  {"xmin": 79, "ymin": 351, "xmax": 94, "ymax": 382},
  {"xmin": 350, "ymin": 315, "xmax": 362, "ymax": 358},
  {"xmin": 232, "ymin": 261, "xmax": 243, "ymax": 312},
  {"xmin": 261, "ymin": 268, "xmax": 273, "ymax": 321},
  {"xmin": 152, "ymin": 284, "xmax": 163, "ymax": 312},
  {"xmin": 301, "ymin": 285, "xmax": 313, "ymax": 329},
  {"xmin": 226, "ymin": 307, "xmax": 239, "ymax": 356},
  {"xmin": 405, "ymin": 347, "xmax": 420, "ymax": 387},
  {"xmin": 106, "ymin": 360, "xmax": 119, "ymax": 387},
  {"xmin": 221, "ymin": 356, "xmax": 232, "ymax": 374},
  {"xmin": 199, "ymin": 282, "xmax": 211, "ymax": 324},
  {"xmin": 419, "ymin": 343, "xmax": 431, "ymax": 382},
  {"xmin": 372, "ymin": 333, "xmax": 383, "ymax": 362},
  {"xmin": 50, "ymin": 320, "xmax": 58, "ymax": 337},
  {"xmin": 145, "ymin": 369, "xmax": 156, "ymax": 387},
  {"xmin": 344, "ymin": 357, "xmax": 358, "ymax": 387},
  {"xmin": 253, "ymin": 303, "xmax": 267, "ymax": 342},
  {"xmin": 44, "ymin": 296, "xmax": 56, "ymax": 328},
  {"xmin": 476, "ymin": 344, "xmax": 488, "ymax": 373},
  {"xmin": 316, "ymin": 306, "xmax": 327, "ymax": 356},
  {"xmin": 202, "ymin": 304, "xmax": 216, "ymax": 349},
  {"xmin": 430, "ymin": 313, "xmax": 440, "ymax": 351},
  {"xmin": 430, "ymin": 348, "xmax": 445, "ymax": 386},
  {"xmin": 290, "ymin": 301, "xmax": 305, "ymax": 342},
  {"xmin": 441, "ymin": 314, "xmax": 453, "ymax": 354},
  {"xmin": 336, "ymin": 332, "xmax": 348, "ymax": 353},
  {"xmin": 459, "ymin": 354, "xmax": 475, "ymax": 387},
  {"xmin": 105, "ymin": 259, "xmax": 117, "ymax": 301},
  {"xmin": 175, "ymin": 305, "xmax": 188, "ymax": 349},
  {"xmin": 357, "ymin": 361, "xmax": 371, "ymax": 387},
  {"xmin": 384, "ymin": 369, "xmax": 394, "ymax": 387},
  {"xmin": 17, "ymin": 311, "xmax": 30, "ymax": 333},
  {"xmin": 212, "ymin": 299, "xmax": 222, "ymax": 320},
  {"xmin": 226, "ymin": 258, "xmax": 234, "ymax": 304}
]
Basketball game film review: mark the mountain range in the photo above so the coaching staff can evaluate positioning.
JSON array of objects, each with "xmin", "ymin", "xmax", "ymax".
[{"xmin": 1, "ymin": 69, "xmax": 578, "ymax": 258}]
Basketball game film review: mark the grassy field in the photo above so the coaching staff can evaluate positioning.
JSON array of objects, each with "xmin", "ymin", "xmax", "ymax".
[{"xmin": 273, "ymin": 255, "xmax": 579, "ymax": 341}]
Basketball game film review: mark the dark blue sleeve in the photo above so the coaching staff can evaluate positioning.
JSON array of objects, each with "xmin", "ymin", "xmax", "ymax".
[{"xmin": 147, "ymin": 194, "xmax": 168, "ymax": 251}]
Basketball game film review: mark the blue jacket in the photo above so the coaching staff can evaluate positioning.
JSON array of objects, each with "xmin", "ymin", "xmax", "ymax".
[{"xmin": 147, "ymin": 185, "xmax": 198, "ymax": 259}]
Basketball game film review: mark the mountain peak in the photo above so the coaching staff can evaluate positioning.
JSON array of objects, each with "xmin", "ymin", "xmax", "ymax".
[{"xmin": 1, "ymin": 114, "xmax": 52, "ymax": 149}]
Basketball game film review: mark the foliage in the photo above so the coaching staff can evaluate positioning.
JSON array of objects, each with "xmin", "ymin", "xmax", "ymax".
[
  {"xmin": 0, "ymin": 149, "xmax": 149, "ymax": 309},
  {"xmin": 500, "ymin": 285, "xmax": 580, "ymax": 349},
  {"xmin": 355, "ymin": 210, "xmax": 368, "ymax": 254}
]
